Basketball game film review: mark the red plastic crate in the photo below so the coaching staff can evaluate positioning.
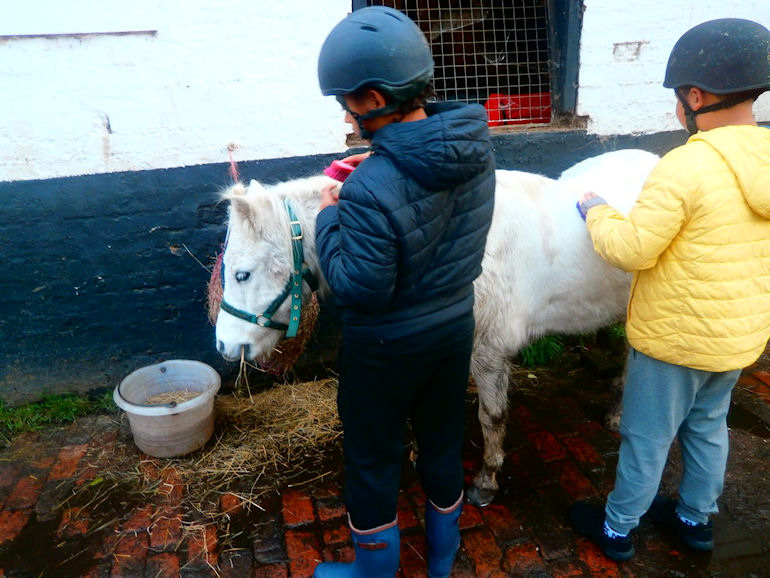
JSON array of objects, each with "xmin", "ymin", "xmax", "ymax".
[{"xmin": 484, "ymin": 92, "xmax": 551, "ymax": 127}]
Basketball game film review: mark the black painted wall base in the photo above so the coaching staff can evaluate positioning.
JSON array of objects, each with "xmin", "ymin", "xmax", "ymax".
[{"xmin": 0, "ymin": 129, "xmax": 686, "ymax": 405}]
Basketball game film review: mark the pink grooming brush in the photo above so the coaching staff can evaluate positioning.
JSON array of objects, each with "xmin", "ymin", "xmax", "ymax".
[{"xmin": 324, "ymin": 159, "xmax": 356, "ymax": 182}]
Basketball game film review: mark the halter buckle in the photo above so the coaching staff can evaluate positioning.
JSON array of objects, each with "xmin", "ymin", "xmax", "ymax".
[{"xmin": 289, "ymin": 220, "xmax": 303, "ymax": 240}]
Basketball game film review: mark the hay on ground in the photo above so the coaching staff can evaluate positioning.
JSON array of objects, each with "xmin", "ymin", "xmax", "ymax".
[{"xmin": 69, "ymin": 378, "xmax": 342, "ymax": 526}]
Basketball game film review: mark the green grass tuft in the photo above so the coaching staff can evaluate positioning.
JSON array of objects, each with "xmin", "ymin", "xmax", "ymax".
[
  {"xmin": 608, "ymin": 323, "xmax": 626, "ymax": 340},
  {"xmin": 0, "ymin": 391, "xmax": 117, "ymax": 443},
  {"xmin": 519, "ymin": 335, "xmax": 565, "ymax": 367}
]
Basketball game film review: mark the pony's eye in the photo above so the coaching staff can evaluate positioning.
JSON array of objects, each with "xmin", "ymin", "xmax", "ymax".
[{"xmin": 235, "ymin": 271, "xmax": 250, "ymax": 283}]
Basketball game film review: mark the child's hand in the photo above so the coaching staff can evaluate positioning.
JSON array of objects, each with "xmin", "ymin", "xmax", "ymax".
[
  {"xmin": 576, "ymin": 192, "xmax": 607, "ymax": 221},
  {"xmin": 341, "ymin": 151, "xmax": 371, "ymax": 167},
  {"xmin": 320, "ymin": 183, "xmax": 340, "ymax": 211}
]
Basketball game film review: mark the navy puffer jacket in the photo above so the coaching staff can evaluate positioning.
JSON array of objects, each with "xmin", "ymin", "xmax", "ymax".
[{"xmin": 316, "ymin": 101, "xmax": 495, "ymax": 346}]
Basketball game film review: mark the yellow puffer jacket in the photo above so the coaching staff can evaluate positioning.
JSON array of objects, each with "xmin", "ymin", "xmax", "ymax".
[{"xmin": 586, "ymin": 125, "xmax": 770, "ymax": 372}]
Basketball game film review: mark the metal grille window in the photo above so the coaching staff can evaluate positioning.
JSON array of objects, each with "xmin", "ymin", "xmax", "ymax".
[{"xmin": 361, "ymin": 1, "xmax": 552, "ymax": 127}]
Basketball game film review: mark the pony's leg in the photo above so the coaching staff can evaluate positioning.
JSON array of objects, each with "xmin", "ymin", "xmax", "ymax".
[
  {"xmin": 604, "ymin": 344, "xmax": 629, "ymax": 431},
  {"xmin": 466, "ymin": 345, "xmax": 511, "ymax": 507}
]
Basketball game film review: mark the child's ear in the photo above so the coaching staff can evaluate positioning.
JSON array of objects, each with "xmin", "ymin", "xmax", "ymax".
[
  {"xmin": 367, "ymin": 88, "xmax": 389, "ymax": 109},
  {"xmin": 686, "ymin": 87, "xmax": 706, "ymax": 111}
]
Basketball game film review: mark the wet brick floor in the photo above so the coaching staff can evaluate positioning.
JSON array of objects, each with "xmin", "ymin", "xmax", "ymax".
[{"xmin": 0, "ymin": 344, "xmax": 768, "ymax": 577}]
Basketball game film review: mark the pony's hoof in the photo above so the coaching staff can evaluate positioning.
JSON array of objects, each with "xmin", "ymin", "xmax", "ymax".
[
  {"xmin": 604, "ymin": 413, "xmax": 622, "ymax": 432},
  {"xmin": 466, "ymin": 485, "xmax": 496, "ymax": 507}
]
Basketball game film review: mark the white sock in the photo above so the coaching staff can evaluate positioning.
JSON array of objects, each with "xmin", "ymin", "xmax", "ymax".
[
  {"xmin": 603, "ymin": 520, "xmax": 628, "ymax": 539},
  {"xmin": 676, "ymin": 512, "xmax": 700, "ymax": 527}
]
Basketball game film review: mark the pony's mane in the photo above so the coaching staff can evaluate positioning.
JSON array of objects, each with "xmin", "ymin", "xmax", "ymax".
[
  {"xmin": 221, "ymin": 182, "xmax": 292, "ymax": 262},
  {"xmin": 221, "ymin": 174, "xmax": 335, "ymax": 277},
  {"xmin": 263, "ymin": 174, "xmax": 334, "ymax": 206},
  {"xmin": 221, "ymin": 174, "xmax": 332, "ymax": 222}
]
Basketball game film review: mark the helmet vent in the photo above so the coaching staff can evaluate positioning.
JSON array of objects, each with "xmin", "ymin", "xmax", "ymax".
[{"xmin": 360, "ymin": 25, "xmax": 378, "ymax": 32}]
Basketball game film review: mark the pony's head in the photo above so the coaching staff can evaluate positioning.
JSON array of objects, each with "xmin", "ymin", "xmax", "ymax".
[
  {"xmin": 214, "ymin": 177, "xmax": 334, "ymax": 365},
  {"xmin": 216, "ymin": 180, "xmax": 302, "ymax": 362}
]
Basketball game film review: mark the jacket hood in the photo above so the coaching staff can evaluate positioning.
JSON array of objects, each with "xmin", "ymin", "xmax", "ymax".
[
  {"xmin": 370, "ymin": 102, "xmax": 493, "ymax": 190},
  {"xmin": 692, "ymin": 125, "xmax": 770, "ymax": 219}
]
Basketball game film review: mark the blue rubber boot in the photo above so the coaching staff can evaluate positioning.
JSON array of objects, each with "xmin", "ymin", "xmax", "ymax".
[
  {"xmin": 313, "ymin": 517, "xmax": 400, "ymax": 578},
  {"xmin": 425, "ymin": 493, "xmax": 463, "ymax": 578}
]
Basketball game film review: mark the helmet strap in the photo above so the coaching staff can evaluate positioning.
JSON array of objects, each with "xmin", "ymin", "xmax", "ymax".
[
  {"xmin": 675, "ymin": 89, "xmax": 700, "ymax": 135},
  {"xmin": 675, "ymin": 89, "xmax": 755, "ymax": 135},
  {"xmin": 347, "ymin": 109, "xmax": 372, "ymax": 140},
  {"xmin": 336, "ymin": 95, "xmax": 400, "ymax": 140}
]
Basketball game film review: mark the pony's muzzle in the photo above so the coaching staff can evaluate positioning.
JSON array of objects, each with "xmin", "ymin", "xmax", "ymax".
[{"xmin": 217, "ymin": 340, "xmax": 252, "ymax": 362}]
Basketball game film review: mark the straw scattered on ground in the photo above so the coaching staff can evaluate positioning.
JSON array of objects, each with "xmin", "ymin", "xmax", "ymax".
[{"xmin": 64, "ymin": 377, "xmax": 342, "ymax": 526}]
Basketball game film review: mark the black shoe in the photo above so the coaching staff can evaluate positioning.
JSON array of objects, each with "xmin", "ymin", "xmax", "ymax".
[
  {"xmin": 569, "ymin": 501, "xmax": 635, "ymax": 562},
  {"xmin": 647, "ymin": 495, "xmax": 714, "ymax": 551}
]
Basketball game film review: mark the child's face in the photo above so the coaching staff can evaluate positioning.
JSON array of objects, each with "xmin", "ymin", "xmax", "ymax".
[
  {"xmin": 341, "ymin": 94, "xmax": 370, "ymax": 137},
  {"xmin": 341, "ymin": 91, "xmax": 390, "ymax": 137}
]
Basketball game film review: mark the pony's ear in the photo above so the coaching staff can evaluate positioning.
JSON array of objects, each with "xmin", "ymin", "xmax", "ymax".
[
  {"xmin": 229, "ymin": 196, "xmax": 255, "ymax": 227},
  {"xmin": 223, "ymin": 183, "xmax": 258, "ymax": 229},
  {"xmin": 247, "ymin": 179, "xmax": 267, "ymax": 194}
]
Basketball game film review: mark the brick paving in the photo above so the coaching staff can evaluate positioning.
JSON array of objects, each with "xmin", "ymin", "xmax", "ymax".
[{"xmin": 0, "ymin": 346, "xmax": 768, "ymax": 577}]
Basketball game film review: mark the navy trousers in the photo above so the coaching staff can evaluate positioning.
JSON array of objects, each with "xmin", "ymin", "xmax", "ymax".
[{"xmin": 337, "ymin": 312, "xmax": 474, "ymax": 530}]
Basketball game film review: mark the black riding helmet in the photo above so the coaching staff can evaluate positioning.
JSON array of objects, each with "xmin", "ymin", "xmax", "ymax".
[
  {"xmin": 663, "ymin": 18, "xmax": 770, "ymax": 134},
  {"xmin": 318, "ymin": 6, "xmax": 434, "ymax": 137}
]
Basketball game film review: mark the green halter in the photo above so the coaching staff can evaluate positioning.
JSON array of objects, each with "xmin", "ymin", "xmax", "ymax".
[{"xmin": 219, "ymin": 198, "xmax": 317, "ymax": 338}]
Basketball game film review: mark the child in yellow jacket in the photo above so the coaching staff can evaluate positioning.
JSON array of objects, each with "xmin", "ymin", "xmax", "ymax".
[{"xmin": 572, "ymin": 18, "xmax": 770, "ymax": 561}]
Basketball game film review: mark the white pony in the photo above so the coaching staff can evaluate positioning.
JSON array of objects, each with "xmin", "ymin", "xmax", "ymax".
[{"xmin": 215, "ymin": 149, "xmax": 659, "ymax": 506}]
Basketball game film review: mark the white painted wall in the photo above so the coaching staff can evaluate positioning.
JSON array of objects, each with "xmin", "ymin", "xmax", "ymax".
[
  {"xmin": 0, "ymin": 0, "xmax": 350, "ymax": 181},
  {"xmin": 1, "ymin": 1, "xmax": 768, "ymax": 182},
  {"xmin": 579, "ymin": 0, "xmax": 770, "ymax": 134}
]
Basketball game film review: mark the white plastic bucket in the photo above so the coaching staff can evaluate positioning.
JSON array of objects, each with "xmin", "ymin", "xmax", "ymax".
[{"xmin": 114, "ymin": 359, "xmax": 221, "ymax": 458}]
